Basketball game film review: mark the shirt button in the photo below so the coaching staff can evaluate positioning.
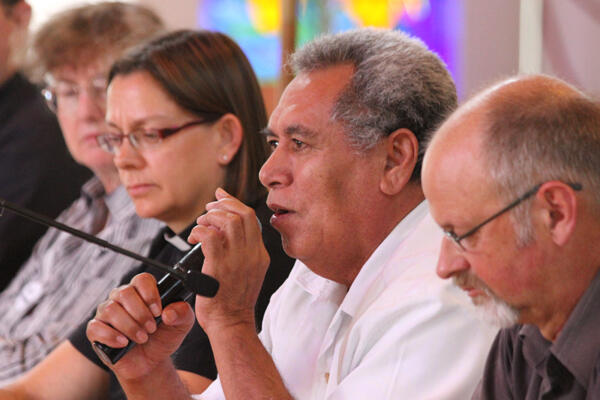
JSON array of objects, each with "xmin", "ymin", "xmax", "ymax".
[{"xmin": 324, "ymin": 372, "xmax": 330, "ymax": 383}]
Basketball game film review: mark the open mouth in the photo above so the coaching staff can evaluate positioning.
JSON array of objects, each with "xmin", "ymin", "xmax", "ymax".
[{"xmin": 273, "ymin": 208, "xmax": 290, "ymax": 216}]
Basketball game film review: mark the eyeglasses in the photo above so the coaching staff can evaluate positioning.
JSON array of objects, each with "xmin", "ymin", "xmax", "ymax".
[
  {"xmin": 444, "ymin": 182, "xmax": 583, "ymax": 251},
  {"xmin": 96, "ymin": 120, "xmax": 210, "ymax": 154},
  {"xmin": 42, "ymin": 76, "xmax": 108, "ymax": 113}
]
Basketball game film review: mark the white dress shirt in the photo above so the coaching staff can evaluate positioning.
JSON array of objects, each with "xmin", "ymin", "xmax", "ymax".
[{"xmin": 197, "ymin": 202, "xmax": 497, "ymax": 399}]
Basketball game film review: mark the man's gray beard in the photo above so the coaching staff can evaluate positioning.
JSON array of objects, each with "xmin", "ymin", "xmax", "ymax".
[
  {"xmin": 453, "ymin": 275, "xmax": 519, "ymax": 328},
  {"xmin": 477, "ymin": 287, "xmax": 520, "ymax": 328}
]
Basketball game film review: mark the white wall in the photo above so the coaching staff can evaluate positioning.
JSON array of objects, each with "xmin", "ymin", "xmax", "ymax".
[
  {"xmin": 28, "ymin": 0, "xmax": 198, "ymax": 32},
  {"xmin": 542, "ymin": 0, "xmax": 600, "ymax": 96},
  {"xmin": 460, "ymin": 0, "xmax": 520, "ymax": 100}
]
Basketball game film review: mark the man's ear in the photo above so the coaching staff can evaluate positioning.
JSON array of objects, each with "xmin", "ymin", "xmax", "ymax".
[
  {"xmin": 214, "ymin": 113, "xmax": 243, "ymax": 165},
  {"xmin": 379, "ymin": 128, "xmax": 418, "ymax": 195},
  {"xmin": 536, "ymin": 181, "xmax": 578, "ymax": 246}
]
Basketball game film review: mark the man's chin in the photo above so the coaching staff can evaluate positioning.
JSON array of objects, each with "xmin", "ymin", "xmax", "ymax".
[{"xmin": 476, "ymin": 294, "xmax": 520, "ymax": 328}]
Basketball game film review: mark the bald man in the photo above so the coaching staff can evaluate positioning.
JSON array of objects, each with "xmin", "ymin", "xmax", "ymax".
[{"xmin": 423, "ymin": 75, "xmax": 600, "ymax": 398}]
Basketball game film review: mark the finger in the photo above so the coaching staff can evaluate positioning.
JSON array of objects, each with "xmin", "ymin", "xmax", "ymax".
[
  {"xmin": 187, "ymin": 224, "xmax": 225, "ymax": 267},
  {"xmin": 187, "ymin": 224, "xmax": 223, "ymax": 250},
  {"xmin": 130, "ymin": 273, "xmax": 162, "ymax": 318},
  {"xmin": 201, "ymin": 208, "xmax": 245, "ymax": 247},
  {"xmin": 161, "ymin": 302, "xmax": 195, "ymax": 330},
  {"xmin": 215, "ymin": 187, "xmax": 230, "ymax": 200},
  {"xmin": 205, "ymin": 193, "xmax": 248, "ymax": 215},
  {"xmin": 205, "ymin": 197, "xmax": 262, "ymax": 240},
  {"xmin": 95, "ymin": 299, "xmax": 150, "ymax": 344},
  {"xmin": 87, "ymin": 318, "xmax": 129, "ymax": 348},
  {"xmin": 109, "ymin": 284, "xmax": 158, "ymax": 334}
]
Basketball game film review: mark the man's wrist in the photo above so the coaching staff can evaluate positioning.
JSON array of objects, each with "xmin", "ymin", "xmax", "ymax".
[
  {"xmin": 202, "ymin": 309, "xmax": 256, "ymax": 338},
  {"xmin": 117, "ymin": 359, "xmax": 191, "ymax": 399}
]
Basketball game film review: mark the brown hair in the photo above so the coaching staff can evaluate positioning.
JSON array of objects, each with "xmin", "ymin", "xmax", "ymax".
[
  {"xmin": 31, "ymin": 1, "xmax": 163, "ymax": 79},
  {"xmin": 109, "ymin": 30, "xmax": 269, "ymax": 203},
  {"xmin": 1, "ymin": 0, "xmax": 20, "ymax": 9}
]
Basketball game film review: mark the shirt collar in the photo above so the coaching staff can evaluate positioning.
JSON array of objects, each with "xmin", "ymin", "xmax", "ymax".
[
  {"xmin": 290, "ymin": 202, "xmax": 429, "ymax": 311},
  {"xmin": 518, "ymin": 268, "xmax": 600, "ymax": 387},
  {"xmin": 519, "ymin": 324, "xmax": 551, "ymax": 374},
  {"xmin": 81, "ymin": 176, "xmax": 105, "ymax": 201},
  {"xmin": 105, "ymin": 185, "xmax": 138, "ymax": 221},
  {"xmin": 339, "ymin": 201, "xmax": 429, "ymax": 317},
  {"xmin": 81, "ymin": 177, "xmax": 139, "ymax": 222},
  {"xmin": 162, "ymin": 224, "xmax": 195, "ymax": 252}
]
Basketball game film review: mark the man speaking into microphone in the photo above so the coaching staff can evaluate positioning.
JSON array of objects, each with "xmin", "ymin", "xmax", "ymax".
[{"xmin": 87, "ymin": 28, "xmax": 498, "ymax": 399}]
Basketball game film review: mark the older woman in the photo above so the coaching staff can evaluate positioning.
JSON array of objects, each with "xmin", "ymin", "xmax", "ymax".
[
  {"xmin": 0, "ymin": 30, "xmax": 293, "ymax": 399},
  {"xmin": 0, "ymin": 2, "xmax": 164, "ymax": 384}
]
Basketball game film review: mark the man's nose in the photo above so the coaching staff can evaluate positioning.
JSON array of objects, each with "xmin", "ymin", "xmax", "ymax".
[
  {"xmin": 436, "ymin": 236, "xmax": 470, "ymax": 279},
  {"xmin": 259, "ymin": 147, "xmax": 291, "ymax": 189}
]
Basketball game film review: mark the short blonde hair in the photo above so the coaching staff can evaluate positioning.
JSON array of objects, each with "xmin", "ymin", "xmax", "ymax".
[{"xmin": 30, "ymin": 1, "xmax": 164, "ymax": 80}]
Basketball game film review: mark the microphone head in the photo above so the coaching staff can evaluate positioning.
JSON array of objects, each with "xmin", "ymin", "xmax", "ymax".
[{"xmin": 185, "ymin": 270, "xmax": 219, "ymax": 297}]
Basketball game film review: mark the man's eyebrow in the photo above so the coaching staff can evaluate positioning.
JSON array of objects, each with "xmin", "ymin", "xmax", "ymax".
[
  {"xmin": 260, "ymin": 124, "xmax": 318, "ymax": 139},
  {"xmin": 259, "ymin": 127, "xmax": 274, "ymax": 137},
  {"xmin": 285, "ymin": 124, "xmax": 318, "ymax": 139}
]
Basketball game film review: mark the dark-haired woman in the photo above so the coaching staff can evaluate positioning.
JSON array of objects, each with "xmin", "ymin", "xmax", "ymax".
[{"xmin": 0, "ymin": 30, "xmax": 293, "ymax": 400}]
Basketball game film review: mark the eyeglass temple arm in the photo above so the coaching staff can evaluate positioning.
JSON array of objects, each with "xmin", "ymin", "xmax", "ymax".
[{"xmin": 457, "ymin": 181, "xmax": 582, "ymax": 241}]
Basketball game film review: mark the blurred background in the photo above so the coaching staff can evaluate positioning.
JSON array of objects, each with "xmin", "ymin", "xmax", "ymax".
[{"xmin": 27, "ymin": 0, "xmax": 599, "ymax": 113}]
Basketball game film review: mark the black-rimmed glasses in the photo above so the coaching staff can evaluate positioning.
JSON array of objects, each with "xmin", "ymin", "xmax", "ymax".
[
  {"xmin": 444, "ymin": 182, "xmax": 583, "ymax": 251},
  {"xmin": 96, "ymin": 120, "xmax": 210, "ymax": 154}
]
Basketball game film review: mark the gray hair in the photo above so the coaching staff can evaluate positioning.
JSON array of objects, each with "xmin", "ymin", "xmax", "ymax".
[
  {"xmin": 481, "ymin": 75, "xmax": 600, "ymax": 245},
  {"xmin": 290, "ymin": 27, "xmax": 457, "ymax": 181}
]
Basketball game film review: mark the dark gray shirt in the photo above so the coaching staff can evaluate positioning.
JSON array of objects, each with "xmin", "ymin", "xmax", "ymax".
[{"xmin": 474, "ymin": 270, "xmax": 600, "ymax": 399}]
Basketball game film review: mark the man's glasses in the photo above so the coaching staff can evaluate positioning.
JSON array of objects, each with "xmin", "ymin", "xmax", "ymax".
[
  {"xmin": 444, "ymin": 182, "xmax": 583, "ymax": 251},
  {"xmin": 42, "ymin": 76, "xmax": 108, "ymax": 113},
  {"xmin": 96, "ymin": 120, "xmax": 211, "ymax": 154}
]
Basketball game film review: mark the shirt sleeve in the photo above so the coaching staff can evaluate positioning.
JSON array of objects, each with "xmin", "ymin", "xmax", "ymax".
[{"xmin": 190, "ymin": 266, "xmax": 287, "ymax": 399}]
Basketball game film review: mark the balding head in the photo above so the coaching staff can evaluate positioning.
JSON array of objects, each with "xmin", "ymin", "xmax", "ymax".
[
  {"xmin": 427, "ymin": 75, "xmax": 600, "ymax": 243},
  {"xmin": 423, "ymin": 75, "xmax": 600, "ymax": 335}
]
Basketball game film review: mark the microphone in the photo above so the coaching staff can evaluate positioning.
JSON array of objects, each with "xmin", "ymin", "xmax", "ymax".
[
  {"xmin": 93, "ymin": 242, "xmax": 214, "ymax": 365},
  {"xmin": 0, "ymin": 197, "xmax": 220, "ymax": 363}
]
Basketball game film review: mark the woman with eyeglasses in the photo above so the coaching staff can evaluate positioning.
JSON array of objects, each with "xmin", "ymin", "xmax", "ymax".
[
  {"xmin": 0, "ymin": 2, "xmax": 165, "ymax": 387},
  {"xmin": 0, "ymin": 30, "xmax": 294, "ymax": 400}
]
